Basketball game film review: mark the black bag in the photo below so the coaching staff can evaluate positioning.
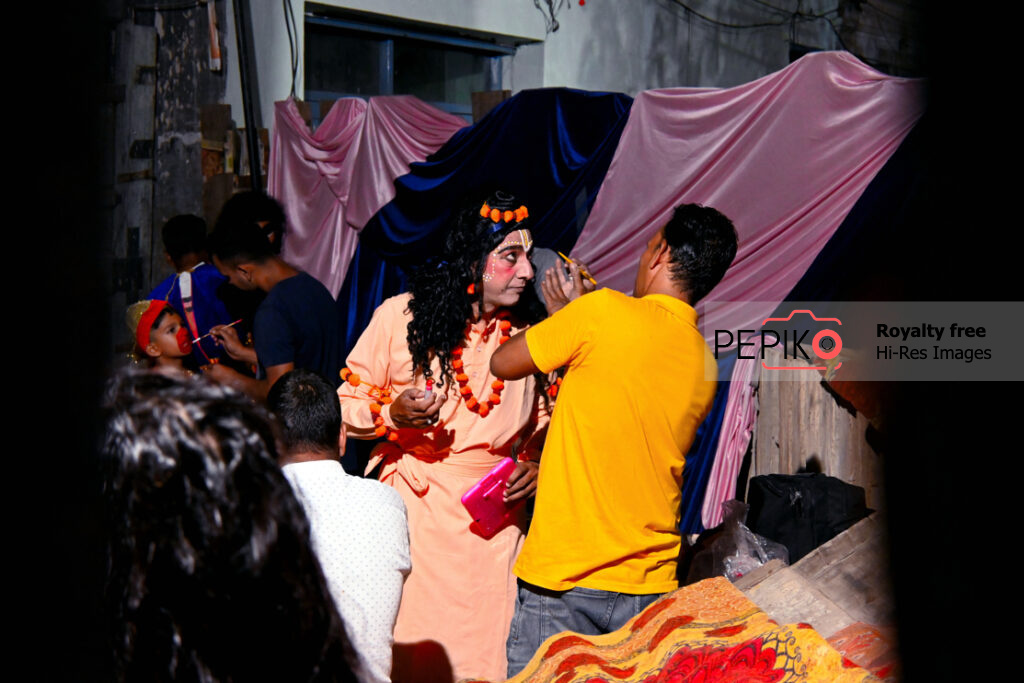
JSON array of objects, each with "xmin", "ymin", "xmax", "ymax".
[{"xmin": 745, "ymin": 473, "xmax": 872, "ymax": 563}]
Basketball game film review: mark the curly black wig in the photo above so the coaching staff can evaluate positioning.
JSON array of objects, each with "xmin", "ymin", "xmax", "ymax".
[
  {"xmin": 406, "ymin": 190, "xmax": 547, "ymax": 388},
  {"xmin": 101, "ymin": 371, "xmax": 356, "ymax": 683}
]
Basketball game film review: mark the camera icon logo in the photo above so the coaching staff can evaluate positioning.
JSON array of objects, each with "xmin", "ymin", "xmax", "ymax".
[{"xmin": 761, "ymin": 309, "xmax": 842, "ymax": 371}]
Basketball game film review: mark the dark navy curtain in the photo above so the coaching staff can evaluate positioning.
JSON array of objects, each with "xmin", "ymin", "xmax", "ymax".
[
  {"xmin": 338, "ymin": 88, "xmax": 632, "ymax": 474},
  {"xmin": 680, "ymin": 351, "xmax": 738, "ymax": 533},
  {"xmin": 337, "ymin": 88, "xmax": 633, "ymax": 356}
]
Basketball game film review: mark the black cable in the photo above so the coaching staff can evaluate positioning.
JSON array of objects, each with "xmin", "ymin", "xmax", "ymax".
[
  {"xmin": 745, "ymin": 0, "xmax": 798, "ymax": 16},
  {"xmin": 129, "ymin": 1, "xmax": 202, "ymax": 11},
  {"xmin": 283, "ymin": 0, "xmax": 298, "ymax": 98},
  {"xmin": 667, "ymin": 0, "xmax": 840, "ymax": 30},
  {"xmin": 665, "ymin": 0, "xmax": 790, "ymax": 29}
]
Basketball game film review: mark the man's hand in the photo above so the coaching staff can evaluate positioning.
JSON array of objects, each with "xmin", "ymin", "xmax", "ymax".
[
  {"xmin": 210, "ymin": 324, "xmax": 258, "ymax": 365},
  {"xmin": 541, "ymin": 260, "xmax": 595, "ymax": 316},
  {"xmin": 504, "ymin": 460, "xmax": 539, "ymax": 502},
  {"xmin": 389, "ymin": 387, "xmax": 446, "ymax": 429}
]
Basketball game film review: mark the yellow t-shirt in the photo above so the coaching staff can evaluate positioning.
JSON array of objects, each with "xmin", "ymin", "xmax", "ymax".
[{"xmin": 515, "ymin": 288, "xmax": 717, "ymax": 593}]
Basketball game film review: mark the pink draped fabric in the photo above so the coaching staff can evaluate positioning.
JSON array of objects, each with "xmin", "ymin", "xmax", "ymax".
[
  {"xmin": 702, "ymin": 351, "xmax": 762, "ymax": 528},
  {"xmin": 268, "ymin": 96, "xmax": 467, "ymax": 296},
  {"xmin": 569, "ymin": 52, "xmax": 925, "ymax": 528}
]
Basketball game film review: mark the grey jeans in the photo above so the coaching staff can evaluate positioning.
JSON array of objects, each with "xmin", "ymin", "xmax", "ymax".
[{"xmin": 505, "ymin": 580, "xmax": 664, "ymax": 677}]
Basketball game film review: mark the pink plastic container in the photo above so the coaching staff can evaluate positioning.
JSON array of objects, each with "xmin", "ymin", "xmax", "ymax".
[{"xmin": 461, "ymin": 457, "xmax": 520, "ymax": 537}]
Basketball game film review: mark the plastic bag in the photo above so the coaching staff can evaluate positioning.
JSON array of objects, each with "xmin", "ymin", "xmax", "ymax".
[{"xmin": 689, "ymin": 500, "xmax": 789, "ymax": 583}]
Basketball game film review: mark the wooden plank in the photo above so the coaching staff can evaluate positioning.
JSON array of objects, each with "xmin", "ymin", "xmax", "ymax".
[
  {"xmin": 751, "ymin": 346, "xmax": 882, "ymax": 508},
  {"xmin": 743, "ymin": 567, "xmax": 853, "ymax": 638}
]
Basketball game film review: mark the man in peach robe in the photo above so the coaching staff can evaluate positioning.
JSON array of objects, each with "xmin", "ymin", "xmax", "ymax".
[{"xmin": 339, "ymin": 192, "xmax": 548, "ymax": 681}]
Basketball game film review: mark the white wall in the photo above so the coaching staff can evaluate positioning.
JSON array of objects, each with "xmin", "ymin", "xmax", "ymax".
[{"xmin": 224, "ymin": 0, "xmax": 839, "ymax": 129}]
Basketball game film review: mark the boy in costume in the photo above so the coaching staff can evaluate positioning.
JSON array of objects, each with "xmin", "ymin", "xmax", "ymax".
[{"xmin": 126, "ymin": 299, "xmax": 194, "ymax": 378}]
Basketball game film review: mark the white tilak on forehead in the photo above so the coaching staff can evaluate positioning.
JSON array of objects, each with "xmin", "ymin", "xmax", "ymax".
[
  {"xmin": 494, "ymin": 229, "xmax": 533, "ymax": 252},
  {"xmin": 483, "ymin": 229, "xmax": 533, "ymax": 281}
]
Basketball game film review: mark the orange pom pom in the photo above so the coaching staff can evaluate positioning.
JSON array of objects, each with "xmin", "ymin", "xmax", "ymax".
[
  {"xmin": 387, "ymin": 431, "xmax": 399, "ymax": 441},
  {"xmin": 381, "ymin": 396, "xmax": 393, "ymax": 404},
  {"xmin": 488, "ymin": 393, "xmax": 501, "ymax": 404},
  {"xmin": 455, "ymin": 373, "xmax": 469, "ymax": 383},
  {"xmin": 347, "ymin": 373, "xmax": 361, "ymax": 386},
  {"xmin": 340, "ymin": 368, "xmax": 351, "ymax": 380},
  {"xmin": 515, "ymin": 206, "xmax": 529, "ymax": 221},
  {"xmin": 491, "ymin": 380, "xmax": 504, "ymax": 390},
  {"xmin": 490, "ymin": 208, "xmax": 501, "ymax": 222},
  {"xmin": 452, "ymin": 358, "xmax": 463, "ymax": 369},
  {"xmin": 478, "ymin": 404, "xmax": 490, "ymax": 417},
  {"xmin": 452, "ymin": 347, "xmax": 463, "ymax": 357},
  {"xmin": 465, "ymin": 397, "xmax": 478, "ymax": 410},
  {"xmin": 499, "ymin": 335, "xmax": 510, "ymax": 343},
  {"xmin": 369, "ymin": 403, "xmax": 381, "ymax": 414},
  {"xmin": 466, "ymin": 283, "xmax": 475, "ymax": 295},
  {"xmin": 498, "ymin": 320, "xmax": 511, "ymax": 331},
  {"xmin": 374, "ymin": 416, "xmax": 384, "ymax": 426},
  {"xmin": 460, "ymin": 385, "xmax": 472, "ymax": 396},
  {"xmin": 374, "ymin": 425, "xmax": 388, "ymax": 437},
  {"xmin": 479, "ymin": 202, "xmax": 490, "ymax": 218},
  {"xmin": 503, "ymin": 210, "xmax": 514, "ymax": 223},
  {"xmin": 548, "ymin": 386, "xmax": 559, "ymax": 397}
]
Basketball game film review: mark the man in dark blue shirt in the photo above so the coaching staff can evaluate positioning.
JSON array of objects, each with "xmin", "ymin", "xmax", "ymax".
[{"xmin": 206, "ymin": 214, "xmax": 340, "ymax": 401}]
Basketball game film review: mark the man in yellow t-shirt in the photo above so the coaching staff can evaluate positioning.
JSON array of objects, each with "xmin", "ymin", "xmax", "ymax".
[{"xmin": 491, "ymin": 204, "xmax": 738, "ymax": 677}]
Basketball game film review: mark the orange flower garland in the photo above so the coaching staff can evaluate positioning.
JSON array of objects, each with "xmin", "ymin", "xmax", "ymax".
[
  {"xmin": 341, "ymin": 311, "xmax": 524, "ymax": 434},
  {"xmin": 340, "ymin": 367, "xmax": 399, "ymax": 441},
  {"xmin": 479, "ymin": 201, "xmax": 529, "ymax": 224},
  {"xmin": 453, "ymin": 312, "xmax": 512, "ymax": 418}
]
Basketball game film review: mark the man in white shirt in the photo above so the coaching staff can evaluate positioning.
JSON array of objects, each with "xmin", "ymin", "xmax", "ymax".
[{"xmin": 268, "ymin": 369, "xmax": 411, "ymax": 683}]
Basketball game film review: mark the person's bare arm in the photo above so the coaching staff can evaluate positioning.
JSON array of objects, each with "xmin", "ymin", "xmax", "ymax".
[
  {"xmin": 490, "ymin": 332, "xmax": 540, "ymax": 380},
  {"xmin": 206, "ymin": 361, "xmax": 292, "ymax": 402},
  {"xmin": 265, "ymin": 362, "xmax": 295, "ymax": 394},
  {"xmin": 206, "ymin": 363, "xmax": 268, "ymax": 400}
]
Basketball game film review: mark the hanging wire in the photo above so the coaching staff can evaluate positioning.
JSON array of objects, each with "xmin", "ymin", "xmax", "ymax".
[
  {"xmin": 283, "ymin": 0, "xmax": 299, "ymax": 98},
  {"xmin": 533, "ymin": 0, "xmax": 575, "ymax": 34},
  {"xmin": 129, "ymin": 1, "xmax": 203, "ymax": 12}
]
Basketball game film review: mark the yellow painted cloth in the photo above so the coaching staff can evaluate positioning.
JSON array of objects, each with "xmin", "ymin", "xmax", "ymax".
[
  {"xmin": 464, "ymin": 577, "xmax": 877, "ymax": 683},
  {"xmin": 518, "ymin": 289, "xmax": 716, "ymax": 593}
]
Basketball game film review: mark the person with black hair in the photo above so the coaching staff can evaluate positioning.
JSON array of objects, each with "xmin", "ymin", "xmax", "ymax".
[
  {"xmin": 491, "ymin": 203, "xmax": 739, "ymax": 677},
  {"xmin": 101, "ymin": 370, "xmax": 356, "ymax": 682},
  {"xmin": 205, "ymin": 213, "xmax": 341, "ymax": 400},
  {"xmin": 148, "ymin": 214, "xmax": 234, "ymax": 367},
  {"xmin": 268, "ymin": 369, "xmax": 411, "ymax": 683},
  {"xmin": 338, "ymin": 190, "xmax": 549, "ymax": 681},
  {"xmin": 214, "ymin": 190, "xmax": 287, "ymax": 254}
]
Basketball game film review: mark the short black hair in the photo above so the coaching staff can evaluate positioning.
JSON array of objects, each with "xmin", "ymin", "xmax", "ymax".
[
  {"xmin": 101, "ymin": 371, "xmax": 355, "ymax": 682},
  {"xmin": 214, "ymin": 191, "xmax": 287, "ymax": 255},
  {"xmin": 663, "ymin": 204, "xmax": 738, "ymax": 303},
  {"xmin": 160, "ymin": 214, "xmax": 207, "ymax": 261},
  {"xmin": 207, "ymin": 218, "xmax": 276, "ymax": 266},
  {"xmin": 267, "ymin": 369, "xmax": 341, "ymax": 455}
]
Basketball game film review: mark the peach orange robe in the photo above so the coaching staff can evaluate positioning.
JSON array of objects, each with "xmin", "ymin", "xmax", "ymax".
[{"xmin": 339, "ymin": 293, "xmax": 547, "ymax": 682}]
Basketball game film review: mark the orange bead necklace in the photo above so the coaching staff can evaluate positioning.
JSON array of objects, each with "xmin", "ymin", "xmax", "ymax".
[{"xmin": 452, "ymin": 310, "xmax": 512, "ymax": 418}]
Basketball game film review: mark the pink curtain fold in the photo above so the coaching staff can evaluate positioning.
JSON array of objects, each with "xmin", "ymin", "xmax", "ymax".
[
  {"xmin": 268, "ymin": 96, "xmax": 467, "ymax": 296},
  {"xmin": 572, "ymin": 51, "xmax": 925, "ymax": 331},
  {"xmin": 568, "ymin": 52, "xmax": 925, "ymax": 528},
  {"xmin": 701, "ymin": 353, "xmax": 761, "ymax": 529}
]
